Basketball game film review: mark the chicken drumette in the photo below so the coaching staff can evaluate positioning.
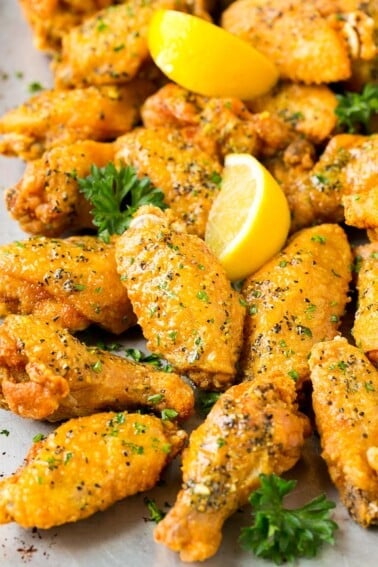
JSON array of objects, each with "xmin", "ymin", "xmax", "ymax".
[
  {"xmin": 310, "ymin": 337, "xmax": 378, "ymax": 527},
  {"xmin": 154, "ymin": 375, "xmax": 310, "ymax": 561},
  {"xmin": 0, "ymin": 314, "xmax": 194, "ymax": 421}
]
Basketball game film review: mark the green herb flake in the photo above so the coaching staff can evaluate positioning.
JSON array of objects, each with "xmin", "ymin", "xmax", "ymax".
[
  {"xmin": 197, "ymin": 290, "xmax": 209, "ymax": 303},
  {"xmin": 288, "ymin": 370, "xmax": 299, "ymax": 381},
  {"xmin": 144, "ymin": 497, "xmax": 166, "ymax": 523},
  {"xmin": 28, "ymin": 81, "xmax": 44, "ymax": 93},
  {"xmin": 161, "ymin": 408, "xmax": 179, "ymax": 421},
  {"xmin": 0, "ymin": 429, "xmax": 10, "ymax": 436},
  {"xmin": 33, "ymin": 433, "xmax": 46, "ymax": 443},
  {"xmin": 92, "ymin": 360, "xmax": 103, "ymax": 373}
]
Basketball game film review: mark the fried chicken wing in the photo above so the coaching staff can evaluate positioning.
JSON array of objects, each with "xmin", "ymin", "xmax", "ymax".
[
  {"xmin": 19, "ymin": 0, "xmax": 117, "ymax": 52},
  {"xmin": 310, "ymin": 337, "xmax": 378, "ymax": 527},
  {"xmin": 141, "ymin": 82, "xmax": 304, "ymax": 161},
  {"xmin": 0, "ymin": 411, "xmax": 187, "ymax": 528},
  {"xmin": 5, "ymin": 140, "xmax": 114, "ymax": 237},
  {"xmin": 154, "ymin": 375, "xmax": 310, "ymax": 562},
  {"xmin": 0, "ymin": 314, "xmax": 194, "ymax": 421},
  {"xmin": 115, "ymin": 127, "xmax": 222, "ymax": 237},
  {"xmin": 0, "ymin": 235, "xmax": 135, "ymax": 334},
  {"xmin": 52, "ymin": 0, "xmax": 198, "ymax": 88},
  {"xmin": 0, "ymin": 80, "xmax": 154, "ymax": 160},
  {"xmin": 221, "ymin": 0, "xmax": 351, "ymax": 84},
  {"xmin": 352, "ymin": 243, "xmax": 378, "ymax": 364},
  {"xmin": 115, "ymin": 207, "xmax": 245, "ymax": 390},
  {"xmin": 240, "ymin": 224, "xmax": 352, "ymax": 389},
  {"xmin": 286, "ymin": 133, "xmax": 378, "ymax": 231},
  {"xmin": 247, "ymin": 82, "xmax": 338, "ymax": 144}
]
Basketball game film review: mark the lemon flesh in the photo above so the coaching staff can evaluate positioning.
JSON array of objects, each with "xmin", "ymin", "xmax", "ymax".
[
  {"xmin": 148, "ymin": 10, "xmax": 279, "ymax": 100},
  {"xmin": 205, "ymin": 154, "xmax": 291, "ymax": 281}
]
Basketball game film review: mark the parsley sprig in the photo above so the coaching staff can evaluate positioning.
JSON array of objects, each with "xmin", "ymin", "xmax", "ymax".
[
  {"xmin": 335, "ymin": 83, "xmax": 378, "ymax": 133},
  {"xmin": 78, "ymin": 163, "xmax": 167, "ymax": 242},
  {"xmin": 239, "ymin": 474, "xmax": 338, "ymax": 564}
]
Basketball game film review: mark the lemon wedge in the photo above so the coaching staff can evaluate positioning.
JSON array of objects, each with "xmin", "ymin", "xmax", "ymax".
[
  {"xmin": 205, "ymin": 154, "xmax": 291, "ymax": 281},
  {"xmin": 148, "ymin": 10, "xmax": 279, "ymax": 99}
]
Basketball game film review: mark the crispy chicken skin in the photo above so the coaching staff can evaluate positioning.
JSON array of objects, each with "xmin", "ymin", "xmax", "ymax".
[
  {"xmin": 221, "ymin": 0, "xmax": 351, "ymax": 84},
  {"xmin": 352, "ymin": 243, "xmax": 378, "ymax": 364},
  {"xmin": 343, "ymin": 188, "xmax": 378, "ymax": 239},
  {"xmin": 154, "ymin": 376, "xmax": 310, "ymax": 562},
  {"xmin": 0, "ymin": 315, "xmax": 194, "ymax": 421},
  {"xmin": 310, "ymin": 337, "xmax": 378, "ymax": 527},
  {"xmin": 286, "ymin": 134, "xmax": 378, "ymax": 231},
  {"xmin": 240, "ymin": 224, "xmax": 352, "ymax": 389},
  {"xmin": 115, "ymin": 127, "xmax": 222, "ymax": 237},
  {"xmin": 0, "ymin": 235, "xmax": 135, "ymax": 334},
  {"xmin": 0, "ymin": 411, "xmax": 187, "ymax": 528},
  {"xmin": 5, "ymin": 140, "xmax": 114, "ymax": 237},
  {"xmin": 141, "ymin": 83, "xmax": 305, "ymax": 161},
  {"xmin": 52, "ymin": 0, "xmax": 199, "ymax": 88},
  {"xmin": 115, "ymin": 207, "xmax": 245, "ymax": 390},
  {"xmin": 247, "ymin": 82, "xmax": 338, "ymax": 144},
  {"xmin": 0, "ymin": 80, "xmax": 154, "ymax": 160},
  {"xmin": 19, "ymin": 0, "xmax": 118, "ymax": 52}
]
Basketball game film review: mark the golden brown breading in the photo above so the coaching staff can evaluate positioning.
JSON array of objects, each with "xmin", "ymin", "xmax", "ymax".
[
  {"xmin": 0, "ymin": 411, "xmax": 187, "ymax": 528},
  {"xmin": 52, "ymin": 0, "xmax": 200, "ymax": 88},
  {"xmin": 343, "ymin": 188, "xmax": 378, "ymax": 238},
  {"xmin": 0, "ymin": 235, "xmax": 135, "ymax": 334},
  {"xmin": 0, "ymin": 314, "xmax": 194, "ymax": 421},
  {"xmin": 310, "ymin": 337, "xmax": 378, "ymax": 527},
  {"xmin": 19, "ymin": 0, "xmax": 117, "ymax": 52},
  {"xmin": 115, "ymin": 127, "xmax": 222, "ymax": 237},
  {"xmin": 5, "ymin": 140, "xmax": 114, "ymax": 237},
  {"xmin": 115, "ymin": 206, "xmax": 245, "ymax": 390},
  {"xmin": 154, "ymin": 375, "xmax": 310, "ymax": 562},
  {"xmin": 240, "ymin": 224, "xmax": 352, "ymax": 389},
  {"xmin": 141, "ymin": 82, "xmax": 301, "ymax": 161},
  {"xmin": 286, "ymin": 133, "xmax": 378, "ymax": 231},
  {"xmin": 0, "ymin": 80, "xmax": 155, "ymax": 160},
  {"xmin": 221, "ymin": 0, "xmax": 351, "ymax": 84},
  {"xmin": 352, "ymin": 243, "xmax": 378, "ymax": 364},
  {"xmin": 247, "ymin": 82, "xmax": 338, "ymax": 144}
]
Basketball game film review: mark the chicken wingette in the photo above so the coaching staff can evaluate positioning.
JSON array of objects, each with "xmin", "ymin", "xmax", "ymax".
[
  {"xmin": 0, "ymin": 314, "xmax": 194, "ymax": 421},
  {"xmin": 240, "ymin": 224, "xmax": 352, "ymax": 390},
  {"xmin": 352, "ymin": 243, "xmax": 378, "ymax": 364},
  {"xmin": 0, "ymin": 80, "xmax": 154, "ymax": 160},
  {"xmin": 0, "ymin": 235, "xmax": 136, "ymax": 334},
  {"xmin": 310, "ymin": 337, "xmax": 378, "ymax": 527},
  {"xmin": 115, "ymin": 127, "xmax": 222, "ymax": 238},
  {"xmin": 141, "ymin": 82, "xmax": 305, "ymax": 161},
  {"xmin": 221, "ymin": 0, "xmax": 352, "ymax": 84},
  {"xmin": 115, "ymin": 206, "xmax": 245, "ymax": 390},
  {"xmin": 5, "ymin": 140, "xmax": 114, "ymax": 237},
  {"xmin": 52, "ymin": 0, "xmax": 202, "ymax": 88},
  {"xmin": 286, "ymin": 133, "xmax": 378, "ymax": 231},
  {"xmin": 154, "ymin": 375, "xmax": 310, "ymax": 562},
  {"xmin": 19, "ymin": 0, "xmax": 118, "ymax": 52},
  {"xmin": 0, "ymin": 411, "xmax": 187, "ymax": 528}
]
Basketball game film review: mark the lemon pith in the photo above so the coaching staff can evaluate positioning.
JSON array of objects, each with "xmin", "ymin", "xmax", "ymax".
[
  {"xmin": 148, "ymin": 10, "xmax": 279, "ymax": 100},
  {"xmin": 205, "ymin": 154, "xmax": 291, "ymax": 281}
]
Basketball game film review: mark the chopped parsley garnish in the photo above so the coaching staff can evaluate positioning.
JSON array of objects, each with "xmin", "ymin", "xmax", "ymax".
[
  {"xmin": 28, "ymin": 81, "xmax": 44, "ymax": 93},
  {"xmin": 196, "ymin": 390, "xmax": 220, "ymax": 417},
  {"xmin": 144, "ymin": 497, "xmax": 166, "ymax": 523},
  {"xmin": 78, "ymin": 163, "xmax": 167, "ymax": 242}
]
